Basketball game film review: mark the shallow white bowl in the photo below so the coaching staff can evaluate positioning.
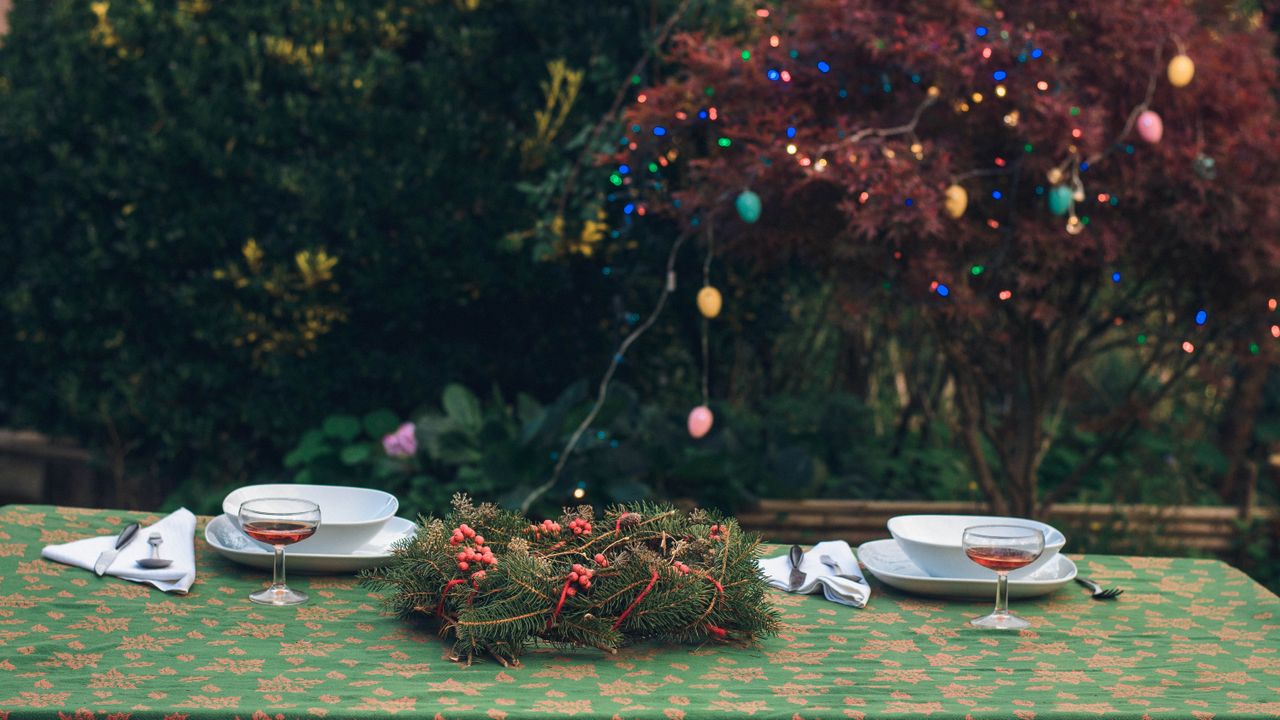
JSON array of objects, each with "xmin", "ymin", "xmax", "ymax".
[
  {"xmin": 222, "ymin": 483, "xmax": 398, "ymax": 554},
  {"xmin": 205, "ymin": 514, "xmax": 414, "ymax": 574},
  {"xmin": 886, "ymin": 514, "xmax": 1066, "ymax": 580},
  {"xmin": 857, "ymin": 538, "xmax": 1076, "ymax": 599}
]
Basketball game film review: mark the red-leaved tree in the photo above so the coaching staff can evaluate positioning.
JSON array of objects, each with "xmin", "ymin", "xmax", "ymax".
[{"xmin": 619, "ymin": 0, "xmax": 1280, "ymax": 515}]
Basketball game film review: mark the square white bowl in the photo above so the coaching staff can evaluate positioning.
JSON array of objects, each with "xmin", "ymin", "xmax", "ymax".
[
  {"xmin": 223, "ymin": 484, "xmax": 398, "ymax": 554},
  {"xmin": 886, "ymin": 514, "xmax": 1066, "ymax": 580}
]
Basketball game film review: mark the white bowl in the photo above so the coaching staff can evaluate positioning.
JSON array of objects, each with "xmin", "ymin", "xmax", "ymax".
[
  {"xmin": 222, "ymin": 484, "xmax": 399, "ymax": 554},
  {"xmin": 886, "ymin": 514, "xmax": 1066, "ymax": 580}
]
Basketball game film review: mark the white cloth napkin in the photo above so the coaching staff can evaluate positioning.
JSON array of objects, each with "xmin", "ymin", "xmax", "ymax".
[
  {"xmin": 41, "ymin": 508, "xmax": 197, "ymax": 594},
  {"xmin": 757, "ymin": 540, "xmax": 870, "ymax": 608}
]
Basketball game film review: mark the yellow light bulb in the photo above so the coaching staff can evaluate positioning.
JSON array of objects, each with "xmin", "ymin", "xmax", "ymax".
[
  {"xmin": 995, "ymin": 84, "xmax": 1007, "ymax": 98},
  {"xmin": 971, "ymin": 92, "xmax": 983, "ymax": 103},
  {"xmin": 786, "ymin": 143, "xmax": 797, "ymax": 155}
]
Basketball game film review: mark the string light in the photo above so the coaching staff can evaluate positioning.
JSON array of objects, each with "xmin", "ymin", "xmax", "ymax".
[{"xmin": 607, "ymin": 20, "xmax": 1277, "ymax": 420}]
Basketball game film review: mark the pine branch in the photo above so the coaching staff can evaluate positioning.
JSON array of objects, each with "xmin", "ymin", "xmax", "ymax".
[{"xmin": 361, "ymin": 495, "xmax": 779, "ymax": 663}]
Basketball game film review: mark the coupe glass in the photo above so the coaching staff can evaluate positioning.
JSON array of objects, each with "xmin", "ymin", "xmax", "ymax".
[
  {"xmin": 238, "ymin": 498, "xmax": 321, "ymax": 606},
  {"xmin": 962, "ymin": 525, "xmax": 1044, "ymax": 630}
]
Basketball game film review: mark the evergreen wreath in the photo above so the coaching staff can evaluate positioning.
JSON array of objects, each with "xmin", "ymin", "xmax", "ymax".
[{"xmin": 361, "ymin": 494, "xmax": 781, "ymax": 665}]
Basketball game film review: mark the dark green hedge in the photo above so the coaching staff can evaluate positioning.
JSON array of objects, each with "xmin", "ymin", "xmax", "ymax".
[{"xmin": 0, "ymin": 0, "xmax": 736, "ymax": 503}]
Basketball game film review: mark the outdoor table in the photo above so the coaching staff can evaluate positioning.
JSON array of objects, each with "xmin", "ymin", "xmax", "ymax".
[{"xmin": 0, "ymin": 505, "xmax": 1277, "ymax": 719}]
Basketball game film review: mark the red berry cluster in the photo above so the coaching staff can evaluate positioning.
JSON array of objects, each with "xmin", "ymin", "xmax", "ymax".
[
  {"xmin": 449, "ymin": 524, "xmax": 496, "ymax": 572},
  {"xmin": 593, "ymin": 553, "xmax": 609, "ymax": 567},
  {"xmin": 709, "ymin": 524, "xmax": 726, "ymax": 540},
  {"xmin": 529, "ymin": 518, "xmax": 562, "ymax": 539},
  {"xmin": 565, "ymin": 563, "xmax": 594, "ymax": 596},
  {"xmin": 568, "ymin": 518, "xmax": 592, "ymax": 535},
  {"xmin": 673, "ymin": 560, "xmax": 692, "ymax": 575}
]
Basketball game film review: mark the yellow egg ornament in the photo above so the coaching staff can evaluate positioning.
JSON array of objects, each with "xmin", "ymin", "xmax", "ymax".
[
  {"xmin": 697, "ymin": 286, "xmax": 723, "ymax": 319},
  {"xmin": 944, "ymin": 184, "xmax": 968, "ymax": 219},
  {"xmin": 1167, "ymin": 54, "xmax": 1195, "ymax": 88}
]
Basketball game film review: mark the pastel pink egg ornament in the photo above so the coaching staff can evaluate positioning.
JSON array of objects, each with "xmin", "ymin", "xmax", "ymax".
[
  {"xmin": 1136, "ymin": 110, "xmax": 1163, "ymax": 144},
  {"xmin": 687, "ymin": 405, "xmax": 714, "ymax": 439}
]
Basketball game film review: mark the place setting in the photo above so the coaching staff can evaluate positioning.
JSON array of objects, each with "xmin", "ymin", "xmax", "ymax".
[
  {"xmin": 39, "ymin": 483, "xmax": 414, "ymax": 606},
  {"xmin": 759, "ymin": 513, "xmax": 1110, "ymax": 628}
]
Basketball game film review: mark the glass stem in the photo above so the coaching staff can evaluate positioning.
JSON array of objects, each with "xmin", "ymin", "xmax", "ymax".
[
  {"xmin": 993, "ymin": 571, "xmax": 1009, "ymax": 616},
  {"xmin": 272, "ymin": 545, "xmax": 286, "ymax": 589}
]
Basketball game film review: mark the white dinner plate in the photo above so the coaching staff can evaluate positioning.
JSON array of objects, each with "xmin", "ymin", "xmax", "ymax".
[
  {"xmin": 204, "ymin": 513, "xmax": 416, "ymax": 574},
  {"xmin": 857, "ymin": 538, "xmax": 1077, "ymax": 599}
]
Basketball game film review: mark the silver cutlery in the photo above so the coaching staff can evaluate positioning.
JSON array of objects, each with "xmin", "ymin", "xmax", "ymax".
[
  {"xmin": 787, "ymin": 545, "xmax": 807, "ymax": 591},
  {"xmin": 1075, "ymin": 576, "xmax": 1123, "ymax": 599},
  {"xmin": 136, "ymin": 533, "xmax": 173, "ymax": 569},
  {"xmin": 94, "ymin": 522, "xmax": 140, "ymax": 576},
  {"xmin": 819, "ymin": 554, "xmax": 866, "ymax": 584}
]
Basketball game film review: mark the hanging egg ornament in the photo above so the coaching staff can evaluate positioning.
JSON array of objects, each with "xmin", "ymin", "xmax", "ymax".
[
  {"xmin": 1167, "ymin": 54, "xmax": 1195, "ymax": 88},
  {"xmin": 1065, "ymin": 215, "xmax": 1084, "ymax": 235},
  {"xmin": 1048, "ymin": 185, "xmax": 1073, "ymax": 216},
  {"xmin": 944, "ymin": 184, "xmax": 968, "ymax": 219},
  {"xmin": 735, "ymin": 190, "xmax": 762, "ymax": 223},
  {"xmin": 1072, "ymin": 186, "xmax": 1086, "ymax": 203},
  {"xmin": 1046, "ymin": 168, "xmax": 1064, "ymax": 185},
  {"xmin": 687, "ymin": 405, "xmax": 714, "ymax": 439},
  {"xmin": 697, "ymin": 286, "xmax": 723, "ymax": 319},
  {"xmin": 1136, "ymin": 110, "xmax": 1163, "ymax": 144}
]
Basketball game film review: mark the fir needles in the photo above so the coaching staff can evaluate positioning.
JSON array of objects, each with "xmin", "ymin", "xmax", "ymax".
[{"xmin": 361, "ymin": 494, "xmax": 781, "ymax": 665}]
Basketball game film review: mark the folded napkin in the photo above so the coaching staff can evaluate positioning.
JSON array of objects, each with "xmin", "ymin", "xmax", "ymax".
[
  {"xmin": 757, "ymin": 540, "xmax": 870, "ymax": 608},
  {"xmin": 42, "ymin": 508, "xmax": 197, "ymax": 594}
]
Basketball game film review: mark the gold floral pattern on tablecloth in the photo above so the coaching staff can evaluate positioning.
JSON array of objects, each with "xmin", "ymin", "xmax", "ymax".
[{"xmin": 0, "ymin": 505, "xmax": 1277, "ymax": 719}]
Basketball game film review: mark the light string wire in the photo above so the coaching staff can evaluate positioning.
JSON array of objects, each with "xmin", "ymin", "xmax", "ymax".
[
  {"xmin": 524, "ymin": 22, "xmax": 1198, "ymax": 510},
  {"xmin": 520, "ymin": 229, "xmax": 694, "ymax": 513},
  {"xmin": 700, "ymin": 225, "xmax": 714, "ymax": 406},
  {"xmin": 552, "ymin": 0, "xmax": 696, "ymax": 226}
]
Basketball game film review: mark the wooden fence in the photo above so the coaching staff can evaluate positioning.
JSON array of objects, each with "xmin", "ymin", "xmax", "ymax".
[{"xmin": 737, "ymin": 498, "xmax": 1279, "ymax": 554}]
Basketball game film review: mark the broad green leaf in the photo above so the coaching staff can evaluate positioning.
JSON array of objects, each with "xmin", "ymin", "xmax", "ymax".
[
  {"xmin": 340, "ymin": 444, "xmax": 372, "ymax": 465},
  {"xmin": 323, "ymin": 414, "xmax": 361, "ymax": 441},
  {"xmin": 442, "ymin": 384, "xmax": 482, "ymax": 430},
  {"xmin": 363, "ymin": 409, "xmax": 399, "ymax": 438}
]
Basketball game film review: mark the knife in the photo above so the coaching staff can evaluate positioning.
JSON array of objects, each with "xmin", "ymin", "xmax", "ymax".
[
  {"xmin": 94, "ymin": 522, "xmax": 140, "ymax": 576},
  {"xmin": 788, "ymin": 544, "xmax": 807, "ymax": 591}
]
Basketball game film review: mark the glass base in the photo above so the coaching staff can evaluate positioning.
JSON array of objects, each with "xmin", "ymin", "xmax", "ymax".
[
  {"xmin": 969, "ymin": 611, "xmax": 1030, "ymax": 630},
  {"xmin": 249, "ymin": 584, "xmax": 308, "ymax": 606}
]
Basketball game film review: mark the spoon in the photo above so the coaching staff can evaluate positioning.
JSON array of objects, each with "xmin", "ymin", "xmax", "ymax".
[{"xmin": 136, "ymin": 533, "xmax": 173, "ymax": 569}]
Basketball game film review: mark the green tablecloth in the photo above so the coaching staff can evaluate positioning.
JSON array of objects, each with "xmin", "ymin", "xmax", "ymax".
[{"xmin": 1, "ymin": 505, "xmax": 1278, "ymax": 719}]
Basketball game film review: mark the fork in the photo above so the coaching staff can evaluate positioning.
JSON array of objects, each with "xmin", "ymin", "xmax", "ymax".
[
  {"xmin": 819, "ymin": 554, "xmax": 866, "ymax": 584},
  {"xmin": 1075, "ymin": 576, "xmax": 1123, "ymax": 599}
]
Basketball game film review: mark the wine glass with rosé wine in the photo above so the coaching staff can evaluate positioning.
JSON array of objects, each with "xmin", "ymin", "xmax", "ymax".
[
  {"xmin": 238, "ymin": 498, "xmax": 321, "ymax": 606},
  {"xmin": 961, "ymin": 525, "xmax": 1045, "ymax": 630}
]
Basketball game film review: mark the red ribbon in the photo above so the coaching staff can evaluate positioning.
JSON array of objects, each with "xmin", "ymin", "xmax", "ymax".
[
  {"xmin": 546, "ymin": 578, "xmax": 575, "ymax": 630},
  {"xmin": 436, "ymin": 578, "xmax": 467, "ymax": 616},
  {"xmin": 613, "ymin": 569, "xmax": 660, "ymax": 630}
]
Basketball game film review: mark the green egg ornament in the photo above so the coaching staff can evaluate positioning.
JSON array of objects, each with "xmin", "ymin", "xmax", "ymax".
[
  {"xmin": 1048, "ymin": 185, "xmax": 1073, "ymax": 216},
  {"xmin": 735, "ymin": 190, "xmax": 762, "ymax": 223}
]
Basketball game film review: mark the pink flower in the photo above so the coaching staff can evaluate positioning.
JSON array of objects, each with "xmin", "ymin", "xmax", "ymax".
[{"xmin": 382, "ymin": 422, "xmax": 417, "ymax": 458}]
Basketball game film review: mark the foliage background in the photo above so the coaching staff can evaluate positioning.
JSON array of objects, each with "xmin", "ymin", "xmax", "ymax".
[{"xmin": 0, "ymin": 0, "xmax": 1279, "ymax": 588}]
